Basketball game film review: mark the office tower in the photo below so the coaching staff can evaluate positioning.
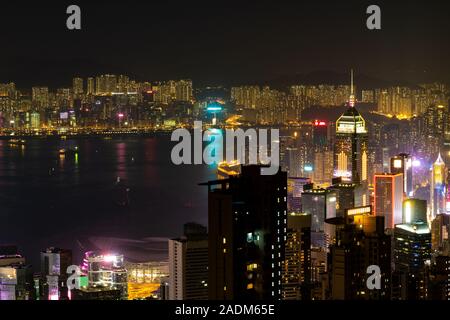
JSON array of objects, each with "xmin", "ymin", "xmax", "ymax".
[
  {"xmin": 286, "ymin": 147, "xmax": 302, "ymax": 178},
  {"xmin": 86, "ymin": 252, "xmax": 128, "ymax": 299},
  {"xmin": 334, "ymin": 71, "xmax": 368, "ymax": 184},
  {"xmin": 287, "ymin": 177, "xmax": 310, "ymax": 213},
  {"xmin": 431, "ymin": 214, "xmax": 450, "ymax": 252},
  {"xmin": 87, "ymin": 77, "xmax": 95, "ymax": 95},
  {"xmin": 32, "ymin": 87, "xmax": 49, "ymax": 111},
  {"xmin": 374, "ymin": 173, "xmax": 404, "ymax": 229},
  {"xmin": 393, "ymin": 221, "xmax": 431, "ymax": 299},
  {"xmin": 40, "ymin": 247, "xmax": 72, "ymax": 300},
  {"xmin": 168, "ymin": 223, "xmax": 208, "ymax": 300},
  {"xmin": 402, "ymin": 198, "xmax": 427, "ymax": 224},
  {"xmin": 313, "ymin": 150, "xmax": 334, "ymax": 186},
  {"xmin": 329, "ymin": 214, "xmax": 391, "ymax": 300},
  {"xmin": 390, "ymin": 153, "xmax": 413, "ymax": 197},
  {"xmin": 431, "ymin": 153, "xmax": 446, "ymax": 220},
  {"xmin": 203, "ymin": 165, "xmax": 286, "ymax": 300},
  {"xmin": 327, "ymin": 178, "xmax": 356, "ymax": 218},
  {"xmin": 72, "ymin": 77, "xmax": 84, "ymax": 96},
  {"xmin": 282, "ymin": 213, "xmax": 311, "ymax": 300},
  {"xmin": 302, "ymin": 185, "xmax": 336, "ymax": 248},
  {"xmin": 312, "ymin": 120, "xmax": 329, "ymax": 150}
]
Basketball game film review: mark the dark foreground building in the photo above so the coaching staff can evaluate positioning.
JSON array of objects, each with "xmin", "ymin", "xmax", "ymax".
[{"xmin": 202, "ymin": 165, "xmax": 287, "ymax": 300}]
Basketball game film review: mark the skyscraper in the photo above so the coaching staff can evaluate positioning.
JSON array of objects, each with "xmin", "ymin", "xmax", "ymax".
[
  {"xmin": 32, "ymin": 87, "xmax": 49, "ymax": 111},
  {"xmin": 334, "ymin": 70, "xmax": 368, "ymax": 184},
  {"xmin": 282, "ymin": 213, "xmax": 311, "ymax": 300},
  {"xmin": 431, "ymin": 214, "xmax": 450, "ymax": 252},
  {"xmin": 72, "ymin": 77, "xmax": 84, "ymax": 96},
  {"xmin": 287, "ymin": 177, "xmax": 310, "ymax": 213},
  {"xmin": 87, "ymin": 77, "xmax": 95, "ymax": 95},
  {"xmin": 168, "ymin": 223, "xmax": 208, "ymax": 300},
  {"xmin": 301, "ymin": 186, "xmax": 336, "ymax": 249},
  {"xmin": 374, "ymin": 173, "xmax": 404, "ymax": 229},
  {"xmin": 402, "ymin": 198, "xmax": 427, "ymax": 224},
  {"xmin": 329, "ymin": 213, "xmax": 391, "ymax": 300},
  {"xmin": 203, "ymin": 165, "xmax": 286, "ymax": 300},
  {"xmin": 430, "ymin": 153, "xmax": 446, "ymax": 220},
  {"xmin": 390, "ymin": 153, "xmax": 413, "ymax": 197},
  {"xmin": 40, "ymin": 248, "xmax": 72, "ymax": 300},
  {"xmin": 393, "ymin": 221, "xmax": 431, "ymax": 299}
]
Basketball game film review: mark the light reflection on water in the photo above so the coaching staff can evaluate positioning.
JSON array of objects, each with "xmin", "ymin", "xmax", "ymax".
[{"xmin": 0, "ymin": 135, "xmax": 215, "ymax": 266}]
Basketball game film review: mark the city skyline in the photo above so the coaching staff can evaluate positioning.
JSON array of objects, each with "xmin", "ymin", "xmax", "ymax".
[{"xmin": 2, "ymin": 0, "xmax": 450, "ymax": 305}]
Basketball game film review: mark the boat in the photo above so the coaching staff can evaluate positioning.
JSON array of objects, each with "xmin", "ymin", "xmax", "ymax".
[{"xmin": 59, "ymin": 146, "xmax": 79, "ymax": 155}]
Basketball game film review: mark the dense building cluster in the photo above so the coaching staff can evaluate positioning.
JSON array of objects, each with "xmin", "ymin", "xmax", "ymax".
[
  {"xmin": 0, "ymin": 77, "xmax": 194, "ymax": 130},
  {"xmin": 2, "ymin": 73, "xmax": 450, "ymax": 301}
]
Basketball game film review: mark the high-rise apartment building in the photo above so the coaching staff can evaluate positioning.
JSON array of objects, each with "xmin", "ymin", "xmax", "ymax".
[
  {"xmin": 203, "ymin": 165, "xmax": 287, "ymax": 300},
  {"xmin": 168, "ymin": 223, "xmax": 208, "ymax": 300}
]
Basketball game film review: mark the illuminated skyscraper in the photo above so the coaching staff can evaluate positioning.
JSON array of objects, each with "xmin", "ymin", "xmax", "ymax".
[
  {"xmin": 72, "ymin": 77, "xmax": 83, "ymax": 96},
  {"xmin": 282, "ymin": 213, "xmax": 311, "ymax": 300},
  {"xmin": 175, "ymin": 79, "xmax": 193, "ymax": 102},
  {"xmin": 301, "ymin": 185, "xmax": 336, "ymax": 249},
  {"xmin": 430, "ymin": 153, "xmax": 446, "ymax": 220},
  {"xmin": 393, "ymin": 221, "xmax": 431, "ymax": 299},
  {"xmin": 95, "ymin": 74, "xmax": 117, "ymax": 95},
  {"xmin": 313, "ymin": 150, "xmax": 334, "ymax": 186},
  {"xmin": 40, "ymin": 248, "xmax": 72, "ymax": 300},
  {"xmin": 374, "ymin": 173, "xmax": 404, "ymax": 229},
  {"xmin": 87, "ymin": 77, "xmax": 95, "ymax": 95},
  {"xmin": 287, "ymin": 177, "xmax": 310, "ymax": 213},
  {"xmin": 231, "ymin": 86, "xmax": 260, "ymax": 109},
  {"xmin": 402, "ymin": 198, "xmax": 427, "ymax": 224},
  {"xmin": 334, "ymin": 70, "xmax": 368, "ymax": 184},
  {"xmin": 203, "ymin": 165, "xmax": 286, "ymax": 300},
  {"xmin": 390, "ymin": 153, "xmax": 413, "ymax": 197},
  {"xmin": 32, "ymin": 87, "xmax": 49, "ymax": 111}
]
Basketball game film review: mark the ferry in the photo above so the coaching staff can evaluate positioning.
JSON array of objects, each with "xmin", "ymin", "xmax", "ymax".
[{"xmin": 217, "ymin": 160, "xmax": 241, "ymax": 179}]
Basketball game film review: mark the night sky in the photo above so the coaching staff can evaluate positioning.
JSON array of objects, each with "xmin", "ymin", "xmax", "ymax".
[{"xmin": 0, "ymin": 0, "xmax": 449, "ymax": 88}]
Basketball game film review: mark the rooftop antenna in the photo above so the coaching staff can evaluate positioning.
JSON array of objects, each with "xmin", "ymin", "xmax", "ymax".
[{"xmin": 349, "ymin": 69, "xmax": 355, "ymax": 108}]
